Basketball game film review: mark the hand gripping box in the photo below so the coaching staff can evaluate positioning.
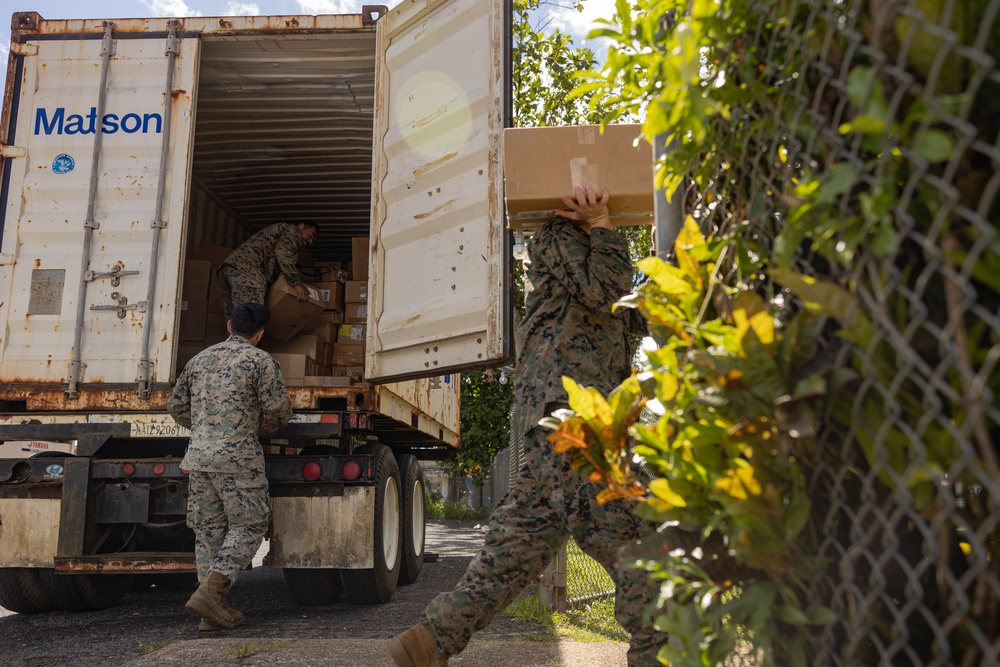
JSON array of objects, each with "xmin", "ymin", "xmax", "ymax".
[{"xmin": 503, "ymin": 124, "xmax": 655, "ymax": 229}]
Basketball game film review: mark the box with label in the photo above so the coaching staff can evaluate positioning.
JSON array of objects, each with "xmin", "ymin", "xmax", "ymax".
[
  {"xmin": 268, "ymin": 353, "xmax": 317, "ymax": 380},
  {"xmin": 338, "ymin": 324, "xmax": 366, "ymax": 342},
  {"xmin": 311, "ymin": 281, "xmax": 345, "ymax": 310},
  {"xmin": 311, "ymin": 310, "xmax": 344, "ymax": 326},
  {"xmin": 261, "ymin": 334, "xmax": 323, "ymax": 364},
  {"xmin": 264, "ymin": 276, "xmax": 325, "ymax": 341},
  {"xmin": 345, "ymin": 280, "xmax": 368, "ymax": 304},
  {"xmin": 352, "ymin": 238, "xmax": 369, "ymax": 280},
  {"xmin": 344, "ymin": 303, "xmax": 367, "ymax": 324},
  {"xmin": 503, "ymin": 124, "xmax": 654, "ymax": 229},
  {"xmin": 333, "ymin": 342, "xmax": 365, "ymax": 366},
  {"xmin": 333, "ymin": 365, "xmax": 365, "ymax": 379}
]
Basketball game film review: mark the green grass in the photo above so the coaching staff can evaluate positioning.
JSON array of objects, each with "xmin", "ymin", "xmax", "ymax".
[
  {"xmin": 424, "ymin": 492, "xmax": 491, "ymax": 522},
  {"xmin": 503, "ymin": 540, "xmax": 628, "ymax": 644},
  {"xmin": 137, "ymin": 640, "xmax": 176, "ymax": 655}
]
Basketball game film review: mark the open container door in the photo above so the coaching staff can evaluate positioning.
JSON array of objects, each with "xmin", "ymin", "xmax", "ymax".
[
  {"xmin": 0, "ymin": 14, "xmax": 199, "ymax": 397},
  {"xmin": 367, "ymin": 0, "xmax": 510, "ymax": 382}
]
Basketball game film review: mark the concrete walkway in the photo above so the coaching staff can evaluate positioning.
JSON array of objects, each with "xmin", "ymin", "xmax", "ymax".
[{"xmin": 125, "ymin": 637, "xmax": 629, "ymax": 666}]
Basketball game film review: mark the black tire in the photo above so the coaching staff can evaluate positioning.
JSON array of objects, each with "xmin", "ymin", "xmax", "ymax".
[
  {"xmin": 396, "ymin": 454, "xmax": 425, "ymax": 586},
  {"xmin": 0, "ymin": 568, "xmax": 56, "ymax": 613},
  {"xmin": 283, "ymin": 568, "xmax": 344, "ymax": 607},
  {"xmin": 341, "ymin": 443, "xmax": 401, "ymax": 605},
  {"xmin": 39, "ymin": 570, "xmax": 135, "ymax": 611}
]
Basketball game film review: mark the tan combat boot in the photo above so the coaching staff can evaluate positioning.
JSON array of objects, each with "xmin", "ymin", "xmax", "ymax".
[
  {"xmin": 388, "ymin": 623, "xmax": 448, "ymax": 667},
  {"xmin": 185, "ymin": 571, "xmax": 235, "ymax": 629},
  {"xmin": 198, "ymin": 583, "xmax": 246, "ymax": 631}
]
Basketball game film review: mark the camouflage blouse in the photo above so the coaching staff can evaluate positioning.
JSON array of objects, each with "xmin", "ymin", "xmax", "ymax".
[
  {"xmin": 513, "ymin": 218, "xmax": 645, "ymax": 436},
  {"xmin": 169, "ymin": 335, "xmax": 293, "ymax": 473},
  {"xmin": 221, "ymin": 222, "xmax": 306, "ymax": 287}
]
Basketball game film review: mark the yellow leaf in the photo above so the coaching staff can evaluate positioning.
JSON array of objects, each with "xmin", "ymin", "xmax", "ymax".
[
  {"xmin": 649, "ymin": 478, "xmax": 688, "ymax": 507},
  {"xmin": 714, "ymin": 466, "xmax": 762, "ymax": 500}
]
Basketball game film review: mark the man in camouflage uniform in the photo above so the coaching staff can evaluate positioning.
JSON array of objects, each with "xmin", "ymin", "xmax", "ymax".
[
  {"xmin": 167, "ymin": 303, "xmax": 293, "ymax": 630},
  {"xmin": 217, "ymin": 221, "xmax": 318, "ymax": 320},
  {"xmin": 390, "ymin": 187, "xmax": 666, "ymax": 666}
]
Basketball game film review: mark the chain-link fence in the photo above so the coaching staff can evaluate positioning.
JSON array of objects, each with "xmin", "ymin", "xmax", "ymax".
[{"xmin": 661, "ymin": 0, "xmax": 999, "ymax": 663}]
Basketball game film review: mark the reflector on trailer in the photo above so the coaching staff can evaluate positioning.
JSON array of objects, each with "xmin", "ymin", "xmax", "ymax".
[
  {"xmin": 122, "ymin": 463, "xmax": 136, "ymax": 476},
  {"xmin": 342, "ymin": 460, "xmax": 361, "ymax": 480},
  {"xmin": 302, "ymin": 461, "xmax": 322, "ymax": 481}
]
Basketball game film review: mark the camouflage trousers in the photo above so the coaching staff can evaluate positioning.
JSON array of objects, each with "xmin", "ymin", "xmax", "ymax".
[
  {"xmin": 186, "ymin": 470, "xmax": 271, "ymax": 585},
  {"xmin": 423, "ymin": 427, "xmax": 667, "ymax": 666},
  {"xmin": 217, "ymin": 265, "xmax": 267, "ymax": 322}
]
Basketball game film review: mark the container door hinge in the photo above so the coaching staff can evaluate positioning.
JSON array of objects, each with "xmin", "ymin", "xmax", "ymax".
[
  {"xmin": 66, "ymin": 361, "xmax": 87, "ymax": 397},
  {"xmin": 0, "ymin": 145, "xmax": 26, "ymax": 158},
  {"xmin": 10, "ymin": 43, "xmax": 38, "ymax": 56},
  {"xmin": 136, "ymin": 361, "xmax": 154, "ymax": 399},
  {"xmin": 90, "ymin": 292, "xmax": 146, "ymax": 319}
]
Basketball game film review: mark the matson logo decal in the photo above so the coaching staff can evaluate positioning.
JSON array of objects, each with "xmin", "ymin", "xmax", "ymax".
[{"xmin": 34, "ymin": 107, "xmax": 163, "ymax": 136}]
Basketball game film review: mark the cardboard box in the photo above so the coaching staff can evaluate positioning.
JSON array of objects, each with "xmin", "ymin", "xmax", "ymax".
[
  {"xmin": 322, "ymin": 342, "xmax": 333, "ymax": 367},
  {"xmin": 264, "ymin": 276, "xmax": 325, "ymax": 341},
  {"xmin": 503, "ymin": 124, "xmax": 654, "ymax": 229},
  {"xmin": 338, "ymin": 324, "xmax": 366, "ymax": 342},
  {"xmin": 269, "ymin": 353, "xmax": 317, "ymax": 380},
  {"xmin": 299, "ymin": 265, "xmax": 347, "ymax": 284},
  {"xmin": 333, "ymin": 342, "xmax": 365, "ymax": 366},
  {"xmin": 312, "ymin": 310, "xmax": 344, "ymax": 326},
  {"xmin": 344, "ymin": 303, "xmax": 368, "ymax": 324},
  {"xmin": 301, "ymin": 375, "xmax": 352, "ymax": 387},
  {"xmin": 261, "ymin": 334, "xmax": 323, "ymax": 364},
  {"xmin": 333, "ymin": 365, "xmax": 365, "ymax": 379},
  {"xmin": 303, "ymin": 322, "xmax": 337, "ymax": 345},
  {"xmin": 311, "ymin": 281, "xmax": 345, "ymax": 310},
  {"xmin": 352, "ymin": 238, "xmax": 369, "ymax": 280},
  {"xmin": 345, "ymin": 280, "xmax": 368, "ymax": 304},
  {"xmin": 184, "ymin": 259, "xmax": 213, "ymax": 286},
  {"xmin": 179, "ymin": 299, "xmax": 208, "ymax": 342},
  {"xmin": 205, "ymin": 314, "xmax": 229, "ymax": 342},
  {"xmin": 193, "ymin": 242, "xmax": 235, "ymax": 267}
]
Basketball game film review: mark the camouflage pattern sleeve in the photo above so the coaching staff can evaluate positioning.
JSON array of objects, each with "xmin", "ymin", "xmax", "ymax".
[
  {"xmin": 274, "ymin": 226, "xmax": 304, "ymax": 287},
  {"xmin": 167, "ymin": 368, "xmax": 194, "ymax": 429},
  {"xmin": 530, "ymin": 222, "xmax": 633, "ymax": 308},
  {"xmin": 258, "ymin": 356, "xmax": 293, "ymax": 429}
]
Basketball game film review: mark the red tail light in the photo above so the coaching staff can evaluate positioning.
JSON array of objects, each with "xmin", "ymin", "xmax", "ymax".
[
  {"xmin": 302, "ymin": 461, "xmax": 322, "ymax": 481},
  {"xmin": 152, "ymin": 463, "xmax": 166, "ymax": 476},
  {"xmin": 341, "ymin": 460, "xmax": 361, "ymax": 480},
  {"xmin": 122, "ymin": 463, "xmax": 136, "ymax": 476}
]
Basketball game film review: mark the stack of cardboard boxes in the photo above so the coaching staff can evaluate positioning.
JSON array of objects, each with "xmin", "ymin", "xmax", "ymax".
[{"xmin": 176, "ymin": 236, "xmax": 372, "ymax": 386}]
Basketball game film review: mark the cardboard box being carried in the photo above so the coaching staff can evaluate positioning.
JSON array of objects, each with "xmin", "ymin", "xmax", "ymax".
[
  {"xmin": 264, "ymin": 276, "xmax": 325, "ymax": 342},
  {"xmin": 503, "ymin": 124, "xmax": 654, "ymax": 229}
]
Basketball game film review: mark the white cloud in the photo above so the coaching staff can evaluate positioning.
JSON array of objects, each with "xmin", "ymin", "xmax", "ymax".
[
  {"xmin": 542, "ymin": 0, "xmax": 620, "ymax": 50},
  {"xmin": 141, "ymin": 0, "xmax": 204, "ymax": 17},
  {"xmin": 226, "ymin": 1, "xmax": 261, "ymax": 15},
  {"xmin": 296, "ymin": 0, "xmax": 369, "ymax": 15}
]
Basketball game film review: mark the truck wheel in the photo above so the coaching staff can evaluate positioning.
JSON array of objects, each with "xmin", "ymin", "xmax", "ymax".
[
  {"xmin": 0, "ymin": 568, "xmax": 56, "ymax": 613},
  {"xmin": 396, "ymin": 454, "xmax": 425, "ymax": 585},
  {"xmin": 342, "ymin": 443, "xmax": 401, "ymax": 604},
  {"xmin": 283, "ymin": 568, "xmax": 343, "ymax": 606},
  {"xmin": 39, "ymin": 570, "xmax": 135, "ymax": 611}
]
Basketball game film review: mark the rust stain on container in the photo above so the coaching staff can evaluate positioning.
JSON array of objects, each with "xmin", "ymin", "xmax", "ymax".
[
  {"xmin": 413, "ymin": 152, "xmax": 457, "ymax": 178},
  {"xmin": 413, "ymin": 199, "xmax": 457, "ymax": 220}
]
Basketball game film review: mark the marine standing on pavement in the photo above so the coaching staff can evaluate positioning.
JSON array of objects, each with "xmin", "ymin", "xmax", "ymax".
[
  {"xmin": 167, "ymin": 303, "xmax": 293, "ymax": 631},
  {"xmin": 217, "ymin": 221, "xmax": 318, "ymax": 320},
  {"xmin": 389, "ymin": 187, "xmax": 667, "ymax": 666}
]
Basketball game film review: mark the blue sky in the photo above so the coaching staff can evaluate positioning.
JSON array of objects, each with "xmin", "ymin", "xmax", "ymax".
[{"xmin": 1, "ymin": 0, "xmax": 618, "ymax": 102}]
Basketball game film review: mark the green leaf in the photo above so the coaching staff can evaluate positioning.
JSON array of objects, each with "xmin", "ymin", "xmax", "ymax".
[
  {"xmin": 913, "ymin": 129, "xmax": 954, "ymax": 164},
  {"xmin": 770, "ymin": 270, "xmax": 875, "ymax": 347}
]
